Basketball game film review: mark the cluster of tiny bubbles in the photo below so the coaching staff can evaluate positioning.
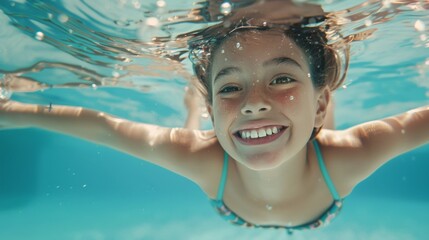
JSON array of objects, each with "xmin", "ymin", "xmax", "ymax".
[
  {"xmin": 220, "ymin": 2, "xmax": 232, "ymax": 16},
  {"xmin": 0, "ymin": 75, "xmax": 13, "ymax": 101},
  {"xmin": 137, "ymin": 0, "xmax": 167, "ymax": 42}
]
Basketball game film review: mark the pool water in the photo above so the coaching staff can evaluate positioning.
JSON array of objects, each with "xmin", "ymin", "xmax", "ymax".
[{"xmin": 1, "ymin": 0, "xmax": 428, "ymax": 239}]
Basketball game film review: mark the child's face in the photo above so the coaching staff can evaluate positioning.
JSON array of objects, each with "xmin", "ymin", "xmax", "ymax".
[{"xmin": 208, "ymin": 30, "xmax": 329, "ymax": 170}]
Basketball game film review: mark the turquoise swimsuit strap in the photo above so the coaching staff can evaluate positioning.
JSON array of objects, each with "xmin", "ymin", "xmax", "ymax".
[
  {"xmin": 216, "ymin": 151, "xmax": 229, "ymax": 200},
  {"xmin": 312, "ymin": 140, "xmax": 341, "ymax": 201},
  {"xmin": 217, "ymin": 142, "xmax": 340, "ymax": 201}
]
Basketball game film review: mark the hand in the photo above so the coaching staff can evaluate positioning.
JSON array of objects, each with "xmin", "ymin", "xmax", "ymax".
[{"xmin": 184, "ymin": 85, "xmax": 203, "ymax": 114}]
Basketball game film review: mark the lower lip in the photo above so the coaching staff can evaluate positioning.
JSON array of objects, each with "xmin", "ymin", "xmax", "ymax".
[{"xmin": 234, "ymin": 128, "xmax": 287, "ymax": 145}]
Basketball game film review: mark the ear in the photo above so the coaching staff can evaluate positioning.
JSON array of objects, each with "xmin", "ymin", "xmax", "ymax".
[{"xmin": 314, "ymin": 87, "xmax": 331, "ymax": 128}]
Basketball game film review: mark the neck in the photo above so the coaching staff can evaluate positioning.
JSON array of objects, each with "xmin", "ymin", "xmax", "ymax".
[{"xmin": 235, "ymin": 143, "xmax": 311, "ymax": 205}]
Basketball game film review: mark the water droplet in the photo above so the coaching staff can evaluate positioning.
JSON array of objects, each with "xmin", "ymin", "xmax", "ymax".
[
  {"xmin": 82, "ymin": 184, "xmax": 87, "ymax": 188},
  {"xmin": 156, "ymin": 0, "xmax": 166, "ymax": 7},
  {"xmin": 47, "ymin": 13, "xmax": 53, "ymax": 19},
  {"xmin": 56, "ymin": 185, "xmax": 61, "ymax": 189},
  {"xmin": 265, "ymin": 204, "xmax": 273, "ymax": 211},
  {"xmin": 201, "ymin": 112, "xmax": 209, "ymax": 119},
  {"xmin": 307, "ymin": 73, "xmax": 311, "ymax": 78},
  {"xmin": 220, "ymin": 2, "xmax": 232, "ymax": 15},
  {"xmin": 35, "ymin": 31, "xmax": 44, "ymax": 41},
  {"xmin": 382, "ymin": 0, "xmax": 391, "ymax": 8},
  {"xmin": 342, "ymin": 85, "xmax": 348, "ymax": 89},
  {"xmin": 221, "ymin": 49, "xmax": 225, "ymax": 54},
  {"xmin": 364, "ymin": 19, "xmax": 372, "ymax": 27},
  {"xmin": 289, "ymin": 95, "xmax": 295, "ymax": 101},
  {"xmin": 132, "ymin": 0, "xmax": 141, "ymax": 9},
  {"xmin": 145, "ymin": 17, "xmax": 160, "ymax": 27},
  {"xmin": 236, "ymin": 42, "xmax": 241, "ymax": 49},
  {"xmin": 58, "ymin": 14, "xmax": 69, "ymax": 23},
  {"xmin": 415, "ymin": 20, "xmax": 425, "ymax": 32},
  {"xmin": 112, "ymin": 71, "xmax": 120, "ymax": 78}
]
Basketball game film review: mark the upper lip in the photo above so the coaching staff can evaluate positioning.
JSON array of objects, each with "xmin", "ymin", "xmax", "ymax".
[{"xmin": 232, "ymin": 120, "xmax": 288, "ymax": 133}]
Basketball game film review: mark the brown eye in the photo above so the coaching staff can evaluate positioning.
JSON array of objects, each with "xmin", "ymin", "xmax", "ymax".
[{"xmin": 270, "ymin": 76, "xmax": 295, "ymax": 85}]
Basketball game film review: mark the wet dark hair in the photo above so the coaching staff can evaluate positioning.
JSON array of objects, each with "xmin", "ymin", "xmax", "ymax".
[{"xmin": 188, "ymin": 19, "xmax": 350, "ymax": 139}]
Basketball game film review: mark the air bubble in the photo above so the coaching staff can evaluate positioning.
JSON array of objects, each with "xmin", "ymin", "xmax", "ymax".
[
  {"xmin": 236, "ymin": 42, "xmax": 241, "ymax": 49},
  {"xmin": 289, "ymin": 96, "xmax": 295, "ymax": 101},
  {"xmin": 132, "ymin": 0, "xmax": 141, "ymax": 9},
  {"xmin": 112, "ymin": 71, "xmax": 120, "ymax": 78},
  {"xmin": 156, "ymin": 0, "xmax": 166, "ymax": 7},
  {"xmin": 145, "ymin": 17, "xmax": 160, "ymax": 27},
  {"xmin": 307, "ymin": 73, "xmax": 311, "ymax": 78},
  {"xmin": 220, "ymin": 2, "xmax": 232, "ymax": 15},
  {"xmin": 58, "ymin": 14, "xmax": 69, "ymax": 23},
  {"xmin": 364, "ymin": 19, "xmax": 372, "ymax": 27},
  {"xmin": 35, "ymin": 31, "xmax": 44, "ymax": 41},
  {"xmin": 382, "ymin": 0, "xmax": 391, "ymax": 8},
  {"xmin": 414, "ymin": 20, "xmax": 425, "ymax": 32}
]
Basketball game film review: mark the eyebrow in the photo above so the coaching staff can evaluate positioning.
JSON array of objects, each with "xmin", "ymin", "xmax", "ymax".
[
  {"xmin": 214, "ymin": 67, "xmax": 241, "ymax": 83},
  {"xmin": 213, "ymin": 57, "xmax": 302, "ymax": 83},
  {"xmin": 263, "ymin": 57, "xmax": 303, "ymax": 69}
]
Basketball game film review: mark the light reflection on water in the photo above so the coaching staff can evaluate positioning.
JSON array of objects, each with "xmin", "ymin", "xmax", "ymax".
[{"xmin": 0, "ymin": 0, "xmax": 427, "ymax": 102}]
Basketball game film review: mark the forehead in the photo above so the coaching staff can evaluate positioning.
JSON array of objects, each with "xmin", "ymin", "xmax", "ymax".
[{"xmin": 211, "ymin": 30, "xmax": 308, "ymax": 73}]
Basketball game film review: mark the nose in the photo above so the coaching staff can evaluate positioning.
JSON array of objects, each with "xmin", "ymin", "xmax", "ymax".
[{"xmin": 240, "ymin": 92, "xmax": 272, "ymax": 115}]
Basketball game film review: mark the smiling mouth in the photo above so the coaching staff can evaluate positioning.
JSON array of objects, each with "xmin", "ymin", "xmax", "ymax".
[{"xmin": 234, "ymin": 126, "xmax": 287, "ymax": 145}]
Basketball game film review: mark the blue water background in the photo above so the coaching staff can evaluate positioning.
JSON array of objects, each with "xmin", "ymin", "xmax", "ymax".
[{"xmin": 1, "ymin": 0, "xmax": 429, "ymax": 239}]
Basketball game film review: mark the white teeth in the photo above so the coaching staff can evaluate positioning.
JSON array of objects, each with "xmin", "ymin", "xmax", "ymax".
[
  {"xmin": 273, "ymin": 127, "xmax": 278, "ymax": 134},
  {"xmin": 250, "ymin": 130, "xmax": 258, "ymax": 139},
  {"xmin": 238, "ymin": 126, "xmax": 283, "ymax": 139},
  {"xmin": 258, "ymin": 129, "xmax": 267, "ymax": 137},
  {"xmin": 240, "ymin": 131, "xmax": 246, "ymax": 139}
]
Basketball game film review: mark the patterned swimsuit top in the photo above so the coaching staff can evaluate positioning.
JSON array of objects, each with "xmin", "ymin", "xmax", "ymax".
[{"xmin": 210, "ymin": 140, "xmax": 344, "ymax": 234}]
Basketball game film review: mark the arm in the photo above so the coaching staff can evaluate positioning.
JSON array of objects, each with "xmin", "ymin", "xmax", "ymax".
[
  {"xmin": 0, "ymin": 100, "xmax": 218, "ymax": 183},
  {"xmin": 183, "ymin": 86, "xmax": 203, "ymax": 130},
  {"xmin": 339, "ymin": 106, "xmax": 429, "ymax": 185}
]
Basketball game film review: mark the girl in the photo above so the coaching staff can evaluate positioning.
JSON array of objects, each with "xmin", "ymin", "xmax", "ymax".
[{"xmin": 1, "ymin": 0, "xmax": 428, "ymax": 234}]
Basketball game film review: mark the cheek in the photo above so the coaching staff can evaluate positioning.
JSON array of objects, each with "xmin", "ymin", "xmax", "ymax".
[
  {"xmin": 273, "ymin": 89, "xmax": 302, "ymax": 112},
  {"xmin": 213, "ymin": 99, "xmax": 239, "ymax": 122}
]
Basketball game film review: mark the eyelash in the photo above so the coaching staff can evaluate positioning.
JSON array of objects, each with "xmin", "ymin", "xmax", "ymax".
[
  {"xmin": 218, "ymin": 76, "xmax": 295, "ymax": 94},
  {"xmin": 219, "ymin": 85, "xmax": 242, "ymax": 94}
]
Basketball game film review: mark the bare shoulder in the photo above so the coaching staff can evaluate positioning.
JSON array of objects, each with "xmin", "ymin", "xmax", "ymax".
[
  {"xmin": 313, "ymin": 129, "xmax": 365, "ymax": 197},
  {"xmin": 167, "ymin": 128, "xmax": 226, "ymax": 192}
]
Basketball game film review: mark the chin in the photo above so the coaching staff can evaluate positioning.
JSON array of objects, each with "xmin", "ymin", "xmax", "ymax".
[{"xmin": 242, "ymin": 153, "xmax": 283, "ymax": 171}]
